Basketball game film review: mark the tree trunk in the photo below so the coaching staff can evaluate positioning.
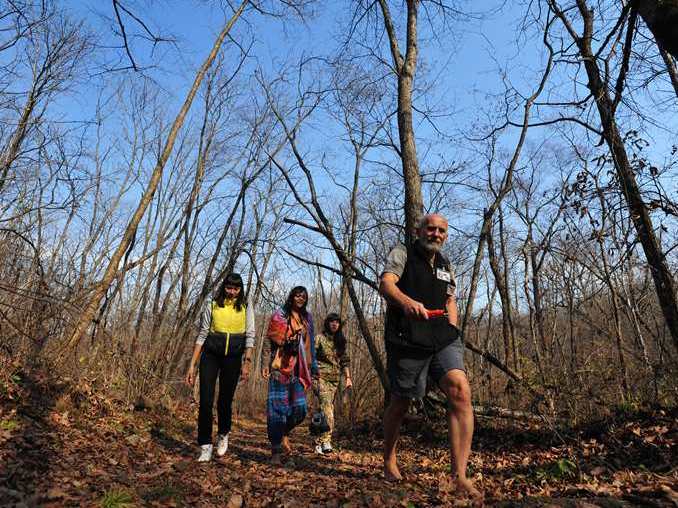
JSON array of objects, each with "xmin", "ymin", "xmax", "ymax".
[
  {"xmin": 498, "ymin": 207, "xmax": 518, "ymax": 370},
  {"xmin": 522, "ymin": 242, "xmax": 546, "ymax": 384},
  {"xmin": 486, "ymin": 221, "xmax": 513, "ymax": 366},
  {"xmin": 340, "ymin": 146, "xmax": 362, "ymax": 319},
  {"xmin": 659, "ymin": 47, "xmax": 678, "ymax": 99},
  {"xmin": 529, "ymin": 235, "xmax": 548, "ymax": 357},
  {"xmin": 636, "ymin": 0, "xmax": 678, "ymax": 59},
  {"xmin": 377, "ymin": 0, "xmax": 424, "ymax": 238},
  {"xmin": 0, "ymin": 90, "xmax": 36, "ymax": 194},
  {"xmin": 345, "ymin": 277, "xmax": 389, "ymax": 390},
  {"xmin": 596, "ymin": 237, "xmax": 631, "ymax": 399}
]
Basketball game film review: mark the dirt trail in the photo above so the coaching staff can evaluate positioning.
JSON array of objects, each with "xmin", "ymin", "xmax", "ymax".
[{"xmin": 1, "ymin": 370, "xmax": 676, "ymax": 507}]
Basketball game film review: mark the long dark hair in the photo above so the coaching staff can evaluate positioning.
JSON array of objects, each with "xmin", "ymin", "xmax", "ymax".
[
  {"xmin": 323, "ymin": 312, "xmax": 347, "ymax": 356},
  {"xmin": 215, "ymin": 273, "xmax": 245, "ymax": 310},
  {"xmin": 282, "ymin": 286, "xmax": 309, "ymax": 318}
]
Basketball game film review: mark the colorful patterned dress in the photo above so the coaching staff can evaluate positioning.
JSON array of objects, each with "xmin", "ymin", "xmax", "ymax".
[{"xmin": 262, "ymin": 309, "xmax": 318, "ymax": 453}]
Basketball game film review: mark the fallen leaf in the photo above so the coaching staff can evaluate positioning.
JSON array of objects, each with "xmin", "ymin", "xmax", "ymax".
[{"xmin": 227, "ymin": 494, "xmax": 244, "ymax": 508}]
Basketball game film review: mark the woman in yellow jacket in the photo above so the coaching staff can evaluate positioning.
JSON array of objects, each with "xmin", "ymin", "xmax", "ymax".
[{"xmin": 185, "ymin": 273, "xmax": 254, "ymax": 462}]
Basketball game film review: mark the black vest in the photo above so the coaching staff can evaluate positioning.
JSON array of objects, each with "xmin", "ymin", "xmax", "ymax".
[{"xmin": 385, "ymin": 241, "xmax": 459, "ymax": 351}]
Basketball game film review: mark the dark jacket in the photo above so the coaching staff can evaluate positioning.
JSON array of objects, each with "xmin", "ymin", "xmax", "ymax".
[{"xmin": 384, "ymin": 241, "xmax": 459, "ymax": 351}]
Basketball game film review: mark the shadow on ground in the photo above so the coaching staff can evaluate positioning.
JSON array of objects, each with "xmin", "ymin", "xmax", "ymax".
[{"xmin": 0, "ymin": 368, "xmax": 67, "ymax": 506}]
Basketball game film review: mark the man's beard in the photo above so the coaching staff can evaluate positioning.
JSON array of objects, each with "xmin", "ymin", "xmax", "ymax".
[{"xmin": 420, "ymin": 238, "xmax": 442, "ymax": 253}]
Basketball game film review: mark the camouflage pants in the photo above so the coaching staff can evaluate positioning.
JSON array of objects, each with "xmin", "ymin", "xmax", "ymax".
[{"xmin": 315, "ymin": 378, "xmax": 338, "ymax": 446}]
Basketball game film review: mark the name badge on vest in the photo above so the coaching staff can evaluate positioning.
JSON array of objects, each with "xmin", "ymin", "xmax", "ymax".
[{"xmin": 436, "ymin": 268, "xmax": 451, "ymax": 282}]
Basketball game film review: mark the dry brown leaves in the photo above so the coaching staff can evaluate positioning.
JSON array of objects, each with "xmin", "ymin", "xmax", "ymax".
[{"xmin": 0, "ymin": 368, "xmax": 676, "ymax": 507}]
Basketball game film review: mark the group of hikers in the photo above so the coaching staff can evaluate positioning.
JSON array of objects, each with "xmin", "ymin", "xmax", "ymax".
[{"xmin": 184, "ymin": 213, "xmax": 480, "ymax": 499}]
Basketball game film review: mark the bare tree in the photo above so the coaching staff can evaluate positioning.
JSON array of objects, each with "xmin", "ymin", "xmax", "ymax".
[
  {"xmin": 0, "ymin": 9, "xmax": 90, "ymax": 195},
  {"xmin": 259, "ymin": 65, "xmax": 391, "ymax": 390},
  {"xmin": 544, "ymin": 0, "xmax": 678, "ymax": 350},
  {"xmin": 351, "ymin": 0, "xmax": 426, "ymax": 237},
  {"xmin": 64, "ymin": 1, "xmax": 250, "ymax": 357}
]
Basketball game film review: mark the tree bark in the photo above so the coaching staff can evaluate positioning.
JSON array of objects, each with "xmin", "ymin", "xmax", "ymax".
[
  {"xmin": 636, "ymin": 0, "xmax": 678, "ymax": 59},
  {"xmin": 377, "ymin": 0, "xmax": 424, "ymax": 238},
  {"xmin": 659, "ymin": 46, "xmax": 678, "ymax": 99}
]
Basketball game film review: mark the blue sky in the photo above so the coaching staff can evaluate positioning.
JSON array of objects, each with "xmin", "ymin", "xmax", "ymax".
[
  {"xmin": 46, "ymin": 1, "xmax": 676, "ymax": 177},
  {"xmin": 59, "ymin": 4, "xmax": 673, "ymax": 221},
  {"xmin": 59, "ymin": 1, "xmax": 530, "ymax": 131},
  {"xmin": 13, "ymin": 1, "xmax": 676, "ymax": 293},
  {"xmin": 1, "ymin": 0, "xmax": 678, "ymax": 312}
]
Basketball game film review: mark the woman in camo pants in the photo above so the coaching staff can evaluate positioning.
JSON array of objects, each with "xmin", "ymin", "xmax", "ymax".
[{"xmin": 313, "ymin": 313, "xmax": 352, "ymax": 454}]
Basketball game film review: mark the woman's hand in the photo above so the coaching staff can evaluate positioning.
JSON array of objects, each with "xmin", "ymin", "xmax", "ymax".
[
  {"xmin": 240, "ymin": 360, "xmax": 251, "ymax": 381},
  {"xmin": 261, "ymin": 366, "xmax": 270, "ymax": 379},
  {"xmin": 345, "ymin": 375, "xmax": 353, "ymax": 389},
  {"xmin": 185, "ymin": 344, "xmax": 202, "ymax": 387},
  {"xmin": 184, "ymin": 366, "xmax": 195, "ymax": 387}
]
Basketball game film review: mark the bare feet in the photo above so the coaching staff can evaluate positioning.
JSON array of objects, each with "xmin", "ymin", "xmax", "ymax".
[
  {"xmin": 384, "ymin": 460, "xmax": 403, "ymax": 481},
  {"xmin": 281, "ymin": 436, "xmax": 291, "ymax": 454},
  {"xmin": 456, "ymin": 477, "xmax": 482, "ymax": 501}
]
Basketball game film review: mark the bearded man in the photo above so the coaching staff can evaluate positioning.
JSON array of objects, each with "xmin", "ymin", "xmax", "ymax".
[{"xmin": 379, "ymin": 213, "xmax": 480, "ymax": 498}]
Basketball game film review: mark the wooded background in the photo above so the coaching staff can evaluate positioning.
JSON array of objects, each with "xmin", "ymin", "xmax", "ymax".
[{"xmin": 1, "ymin": 0, "xmax": 676, "ymax": 426}]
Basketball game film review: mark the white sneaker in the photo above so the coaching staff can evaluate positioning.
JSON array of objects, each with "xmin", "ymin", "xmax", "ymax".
[
  {"xmin": 314, "ymin": 444, "xmax": 325, "ymax": 455},
  {"xmin": 198, "ymin": 444, "xmax": 213, "ymax": 462},
  {"xmin": 216, "ymin": 434, "xmax": 229, "ymax": 456},
  {"xmin": 321, "ymin": 442, "xmax": 333, "ymax": 453}
]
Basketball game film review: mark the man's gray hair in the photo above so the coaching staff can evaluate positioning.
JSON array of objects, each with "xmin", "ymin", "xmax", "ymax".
[{"xmin": 415, "ymin": 213, "xmax": 446, "ymax": 230}]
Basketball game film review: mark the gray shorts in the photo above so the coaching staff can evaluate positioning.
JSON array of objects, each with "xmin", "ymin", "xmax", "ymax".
[{"xmin": 386, "ymin": 340, "xmax": 465, "ymax": 399}]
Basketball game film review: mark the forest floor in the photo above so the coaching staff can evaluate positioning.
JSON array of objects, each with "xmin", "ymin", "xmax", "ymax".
[{"xmin": 1, "ymin": 365, "xmax": 676, "ymax": 507}]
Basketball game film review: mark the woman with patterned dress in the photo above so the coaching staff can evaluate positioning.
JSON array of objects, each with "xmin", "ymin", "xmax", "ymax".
[{"xmin": 261, "ymin": 286, "xmax": 318, "ymax": 464}]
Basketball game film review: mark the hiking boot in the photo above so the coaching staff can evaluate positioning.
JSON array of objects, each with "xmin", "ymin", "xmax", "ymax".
[
  {"xmin": 321, "ymin": 442, "xmax": 333, "ymax": 454},
  {"xmin": 216, "ymin": 434, "xmax": 229, "ymax": 456},
  {"xmin": 271, "ymin": 452, "xmax": 283, "ymax": 465},
  {"xmin": 198, "ymin": 444, "xmax": 213, "ymax": 462}
]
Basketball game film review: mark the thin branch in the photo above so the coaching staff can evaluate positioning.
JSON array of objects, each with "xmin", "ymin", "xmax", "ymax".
[
  {"xmin": 112, "ymin": 0, "xmax": 138, "ymax": 71},
  {"xmin": 611, "ymin": 5, "xmax": 637, "ymax": 115}
]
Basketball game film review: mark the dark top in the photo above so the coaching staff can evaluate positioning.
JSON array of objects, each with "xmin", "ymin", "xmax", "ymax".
[{"xmin": 384, "ymin": 240, "xmax": 459, "ymax": 352}]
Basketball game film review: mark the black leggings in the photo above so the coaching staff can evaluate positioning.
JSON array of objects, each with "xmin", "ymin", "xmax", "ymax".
[{"xmin": 198, "ymin": 350, "xmax": 242, "ymax": 445}]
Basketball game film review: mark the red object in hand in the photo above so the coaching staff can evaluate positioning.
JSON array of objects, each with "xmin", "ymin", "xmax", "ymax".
[{"xmin": 426, "ymin": 309, "xmax": 447, "ymax": 318}]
